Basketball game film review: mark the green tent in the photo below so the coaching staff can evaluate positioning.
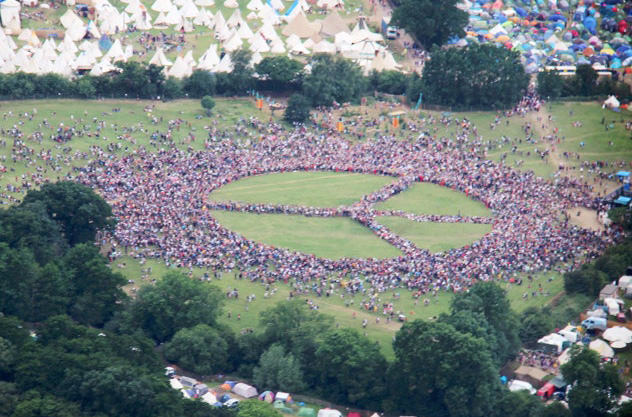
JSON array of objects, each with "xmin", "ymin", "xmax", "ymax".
[{"xmin": 298, "ymin": 407, "xmax": 316, "ymax": 417}]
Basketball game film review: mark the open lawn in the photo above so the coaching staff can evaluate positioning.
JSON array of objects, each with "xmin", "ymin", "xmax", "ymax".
[
  {"xmin": 376, "ymin": 216, "xmax": 492, "ymax": 253},
  {"xmin": 374, "ymin": 182, "xmax": 492, "ymax": 217},
  {"xmin": 210, "ymin": 171, "xmax": 394, "ymax": 207},
  {"xmin": 0, "ymin": 98, "xmax": 619, "ymax": 357},
  {"xmin": 210, "ymin": 210, "xmax": 402, "ymax": 259}
]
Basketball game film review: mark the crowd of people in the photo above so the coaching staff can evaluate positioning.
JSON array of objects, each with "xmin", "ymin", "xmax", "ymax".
[{"xmin": 71, "ymin": 96, "xmax": 621, "ymax": 296}]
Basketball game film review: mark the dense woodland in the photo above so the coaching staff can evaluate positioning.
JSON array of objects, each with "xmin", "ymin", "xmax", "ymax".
[{"xmin": 0, "ymin": 181, "xmax": 630, "ymax": 417}]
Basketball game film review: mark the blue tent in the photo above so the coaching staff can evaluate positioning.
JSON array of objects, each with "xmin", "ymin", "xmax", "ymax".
[
  {"xmin": 614, "ymin": 196, "xmax": 631, "ymax": 206},
  {"xmin": 616, "ymin": 171, "xmax": 630, "ymax": 179}
]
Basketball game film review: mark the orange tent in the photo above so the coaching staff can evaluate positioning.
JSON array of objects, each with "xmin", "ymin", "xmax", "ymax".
[{"xmin": 583, "ymin": 47, "xmax": 595, "ymax": 57}]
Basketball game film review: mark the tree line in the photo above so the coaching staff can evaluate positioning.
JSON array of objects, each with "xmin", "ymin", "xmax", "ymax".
[
  {"xmin": 537, "ymin": 65, "xmax": 632, "ymax": 101},
  {"xmin": 1, "ymin": 182, "xmax": 630, "ymax": 417}
]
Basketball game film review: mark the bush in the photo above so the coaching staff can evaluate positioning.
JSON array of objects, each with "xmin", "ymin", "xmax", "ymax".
[
  {"xmin": 201, "ymin": 95, "xmax": 216, "ymax": 116},
  {"xmin": 284, "ymin": 94, "xmax": 312, "ymax": 124}
]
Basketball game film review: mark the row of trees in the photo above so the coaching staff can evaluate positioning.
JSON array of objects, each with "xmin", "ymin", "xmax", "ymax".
[{"xmin": 537, "ymin": 65, "xmax": 632, "ymax": 101}]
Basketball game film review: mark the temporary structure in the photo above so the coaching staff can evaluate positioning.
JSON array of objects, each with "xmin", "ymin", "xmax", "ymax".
[
  {"xmin": 149, "ymin": 47, "xmax": 173, "ymax": 66},
  {"xmin": 313, "ymin": 39, "xmax": 335, "ymax": 53},
  {"xmin": 247, "ymin": 0, "xmax": 264, "ymax": 11},
  {"xmin": 603, "ymin": 327, "xmax": 632, "ymax": 344},
  {"xmin": 215, "ymin": 53, "xmax": 233, "ymax": 72},
  {"xmin": 224, "ymin": 0, "xmax": 238, "ymax": 8},
  {"xmin": 589, "ymin": 339, "xmax": 615, "ymax": 358},
  {"xmin": 223, "ymin": 31, "xmax": 243, "ymax": 52},
  {"xmin": 0, "ymin": 0, "xmax": 22, "ymax": 34},
  {"xmin": 168, "ymin": 55, "xmax": 193, "ymax": 78},
  {"xmin": 282, "ymin": 12, "xmax": 321, "ymax": 38},
  {"xmin": 232, "ymin": 383, "xmax": 258, "ymax": 398},
  {"xmin": 319, "ymin": 11, "xmax": 349, "ymax": 37},
  {"xmin": 226, "ymin": 9, "xmax": 242, "ymax": 28},
  {"xmin": 197, "ymin": 44, "xmax": 220, "ymax": 70},
  {"xmin": 151, "ymin": 0, "xmax": 173, "ymax": 12}
]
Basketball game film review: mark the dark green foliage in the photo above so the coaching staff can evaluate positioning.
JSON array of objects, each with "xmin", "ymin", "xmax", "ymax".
[
  {"xmin": 391, "ymin": 0, "xmax": 467, "ymax": 49},
  {"xmin": 201, "ymin": 95, "xmax": 216, "ymax": 116},
  {"xmin": 302, "ymin": 54, "xmax": 367, "ymax": 107},
  {"xmin": 313, "ymin": 329, "xmax": 386, "ymax": 409},
  {"xmin": 23, "ymin": 181, "xmax": 115, "ymax": 246},
  {"xmin": 562, "ymin": 346, "xmax": 623, "ymax": 417},
  {"xmin": 537, "ymin": 71, "xmax": 564, "ymax": 100},
  {"xmin": 252, "ymin": 344, "xmax": 305, "ymax": 392},
  {"xmin": 387, "ymin": 320, "xmax": 499, "ymax": 417},
  {"xmin": 164, "ymin": 324, "xmax": 229, "ymax": 375},
  {"xmin": 609, "ymin": 207, "xmax": 632, "ymax": 231},
  {"xmin": 255, "ymin": 56, "xmax": 304, "ymax": 91},
  {"xmin": 518, "ymin": 307, "xmax": 553, "ymax": 348},
  {"xmin": 284, "ymin": 94, "xmax": 312, "ymax": 123},
  {"xmin": 221, "ymin": 49, "xmax": 255, "ymax": 96},
  {"xmin": 130, "ymin": 271, "xmax": 224, "ymax": 342},
  {"xmin": 421, "ymin": 44, "xmax": 529, "ymax": 110},
  {"xmin": 450, "ymin": 282, "xmax": 521, "ymax": 364},
  {"xmin": 183, "ymin": 70, "xmax": 216, "ymax": 98},
  {"xmin": 369, "ymin": 70, "xmax": 409, "ymax": 95},
  {"xmin": 492, "ymin": 390, "xmax": 544, "ymax": 417}
]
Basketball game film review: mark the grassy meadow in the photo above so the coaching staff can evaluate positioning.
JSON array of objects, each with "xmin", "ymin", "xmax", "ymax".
[{"xmin": 0, "ymin": 98, "xmax": 628, "ymax": 356}]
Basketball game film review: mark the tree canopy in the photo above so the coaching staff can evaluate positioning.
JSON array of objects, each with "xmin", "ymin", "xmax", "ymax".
[
  {"xmin": 252, "ymin": 344, "xmax": 305, "ymax": 393},
  {"xmin": 302, "ymin": 54, "xmax": 367, "ymax": 107},
  {"xmin": 130, "ymin": 271, "xmax": 224, "ymax": 342},
  {"xmin": 420, "ymin": 44, "xmax": 529, "ymax": 110},
  {"xmin": 165, "ymin": 324, "xmax": 229, "ymax": 375},
  {"xmin": 391, "ymin": 0, "xmax": 468, "ymax": 50},
  {"xmin": 284, "ymin": 94, "xmax": 312, "ymax": 124},
  {"xmin": 255, "ymin": 56, "xmax": 304, "ymax": 91}
]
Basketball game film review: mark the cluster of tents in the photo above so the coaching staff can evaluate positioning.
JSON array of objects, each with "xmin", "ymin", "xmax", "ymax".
[
  {"xmin": 453, "ymin": 0, "xmax": 632, "ymax": 73},
  {"xmin": 0, "ymin": 0, "xmax": 400, "ymax": 78}
]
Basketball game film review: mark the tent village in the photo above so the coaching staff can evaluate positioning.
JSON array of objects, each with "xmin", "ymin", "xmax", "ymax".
[
  {"xmin": 164, "ymin": 368, "xmax": 376, "ymax": 417},
  {"xmin": 0, "ymin": 0, "xmax": 401, "ymax": 78},
  {"xmin": 504, "ymin": 271, "xmax": 632, "ymax": 404}
]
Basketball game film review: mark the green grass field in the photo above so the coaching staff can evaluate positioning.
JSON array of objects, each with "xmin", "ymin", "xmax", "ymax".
[
  {"xmin": 210, "ymin": 210, "xmax": 402, "ymax": 259},
  {"xmin": 210, "ymin": 171, "xmax": 393, "ymax": 207},
  {"xmin": 0, "ymin": 98, "xmax": 627, "ymax": 356},
  {"xmin": 375, "ymin": 182, "xmax": 492, "ymax": 217},
  {"xmin": 376, "ymin": 216, "xmax": 492, "ymax": 253}
]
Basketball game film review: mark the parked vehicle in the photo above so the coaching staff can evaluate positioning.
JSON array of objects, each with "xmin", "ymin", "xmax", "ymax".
[{"xmin": 581, "ymin": 317, "xmax": 608, "ymax": 331}]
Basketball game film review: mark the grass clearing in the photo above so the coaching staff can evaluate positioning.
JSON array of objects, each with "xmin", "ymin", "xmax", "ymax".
[
  {"xmin": 374, "ymin": 182, "xmax": 492, "ymax": 217},
  {"xmin": 210, "ymin": 171, "xmax": 394, "ymax": 207},
  {"xmin": 210, "ymin": 210, "xmax": 402, "ymax": 259},
  {"xmin": 375, "ymin": 216, "xmax": 492, "ymax": 253}
]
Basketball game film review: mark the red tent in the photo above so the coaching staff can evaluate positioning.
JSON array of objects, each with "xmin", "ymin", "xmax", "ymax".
[{"xmin": 347, "ymin": 413, "xmax": 361, "ymax": 417}]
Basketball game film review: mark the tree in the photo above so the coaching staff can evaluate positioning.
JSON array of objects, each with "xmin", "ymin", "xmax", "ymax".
[
  {"xmin": 201, "ymin": 96, "xmax": 216, "ymax": 116},
  {"xmin": 537, "ymin": 402, "xmax": 571, "ymax": 417},
  {"xmin": 302, "ymin": 54, "xmax": 367, "ymax": 107},
  {"xmin": 491, "ymin": 390, "xmax": 544, "ymax": 417},
  {"xmin": 165, "ymin": 324, "xmax": 229, "ymax": 375},
  {"xmin": 421, "ymin": 44, "xmax": 529, "ymax": 110},
  {"xmin": 237, "ymin": 399, "xmax": 282, "ymax": 417},
  {"xmin": 284, "ymin": 94, "xmax": 312, "ymax": 124},
  {"xmin": 518, "ymin": 307, "xmax": 552, "ymax": 348},
  {"xmin": 184, "ymin": 70, "xmax": 216, "ymax": 98},
  {"xmin": 387, "ymin": 320, "xmax": 499, "ymax": 417},
  {"xmin": 62, "ymin": 244, "xmax": 127, "ymax": 326},
  {"xmin": 12, "ymin": 391, "xmax": 82, "ymax": 417},
  {"xmin": 223, "ymin": 49, "xmax": 255, "ymax": 95},
  {"xmin": 451, "ymin": 282, "xmax": 521, "ymax": 364},
  {"xmin": 370, "ymin": 70, "xmax": 410, "ymax": 95},
  {"xmin": 259, "ymin": 300, "xmax": 333, "ymax": 383},
  {"xmin": 537, "ymin": 71, "xmax": 564, "ymax": 100},
  {"xmin": 608, "ymin": 207, "xmax": 632, "ymax": 231},
  {"xmin": 561, "ymin": 346, "xmax": 623, "ymax": 417},
  {"xmin": 22, "ymin": 181, "xmax": 115, "ymax": 246},
  {"xmin": 391, "ymin": 0, "xmax": 468, "ymax": 50},
  {"xmin": 252, "ymin": 344, "xmax": 305, "ymax": 392},
  {"xmin": 255, "ymin": 56, "xmax": 304, "ymax": 91},
  {"xmin": 574, "ymin": 64, "xmax": 598, "ymax": 96},
  {"xmin": 564, "ymin": 264, "xmax": 608, "ymax": 297},
  {"xmin": 131, "ymin": 271, "xmax": 224, "ymax": 342},
  {"xmin": 313, "ymin": 329, "xmax": 386, "ymax": 408}
]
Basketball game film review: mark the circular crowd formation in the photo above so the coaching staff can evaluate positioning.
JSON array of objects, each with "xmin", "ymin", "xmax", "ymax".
[{"xmin": 76, "ymin": 123, "xmax": 615, "ymax": 294}]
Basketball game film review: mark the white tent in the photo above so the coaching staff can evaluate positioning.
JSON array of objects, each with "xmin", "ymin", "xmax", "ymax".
[
  {"xmin": 237, "ymin": 22, "xmax": 254, "ymax": 39},
  {"xmin": 18, "ymin": 29, "xmax": 41, "ymax": 46},
  {"xmin": 319, "ymin": 11, "xmax": 349, "ymax": 37},
  {"xmin": 250, "ymin": 51, "xmax": 263, "ymax": 66},
  {"xmin": 90, "ymin": 58, "xmax": 120, "ymax": 75},
  {"xmin": 154, "ymin": 11, "xmax": 170, "ymax": 25},
  {"xmin": 180, "ymin": 0, "xmax": 199, "ymax": 19},
  {"xmin": 604, "ymin": 95, "xmax": 620, "ymax": 110},
  {"xmin": 250, "ymin": 34, "xmax": 270, "ymax": 53},
  {"xmin": 369, "ymin": 50, "xmax": 400, "ymax": 72},
  {"xmin": 589, "ymin": 339, "xmax": 615, "ymax": 358},
  {"xmin": 317, "ymin": 409, "xmax": 342, "ymax": 417},
  {"xmin": 258, "ymin": 5, "xmax": 280, "ymax": 25},
  {"xmin": 197, "ymin": 44, "xmax": 220, "ymax": 69},
  {"xmin": 215, "ymin": 53, "xmax": 233, "ymax": 72},
  {"xmin": 170, "ymin": 378, "xmax": 184, "ymax": 390},
  {"xmin": 195, "ymin": 0, "xmax": 214, "ymax": 5},
  {"xmin": 152, "ymin": 0, "xmax": 173, "ymax": 12},
  {"xmin": 224, "ymin": 0, "xmax": 239, "ymax": 8},
  {"xmin": 247, "ymin": 0, "xmax": 264, "ymax": 11},
  {"xmin": 270, "ymin": 0, "xmax": 284, "ymax": 10},
  {"xmin": 60, "ymin": 8, "xmax": 83, "ymax": 29},
  {"xmin": 603, "ymin": 327, "xmax": 632, "ymax": 344},
  {"xmin": 226, "ymin": 9, "xmax": 242, "ymax": 28},
  {"xmin": 0, "ymin": 0, "xmax": 21, "ymax": 34},
  {"xmin": 224, "ymin": 31, "xmax": 243, "ymax": 52},
  {"xmin": 269, "ymin": 38, "xmax": 285, "ymax": 53},
  {"xmin": 317, "ymin": 0, "xmax": 343, "ymax": 8},
  {"xmin": 201, "ymin": 392, "xmax": 217, "ymax": 404},
  {"xmin": 232, "ymin": 383, "xmax": 258, "ymax": 399},
  {"xmin": 149, "ymin": 47, "xmax": 173, "ymax": 66},
  {"xmin": 193, "ymin": 8, "xmax": 213, "ymax": 27},
  {"xmin": 104, "ymin": 39, "xmax": 126, "ymax": 62},
  {"xmin": 168, "ymin": 55, "xmax": 193, "ymax": 78},
  {"xmin": 74, "ymin": 50, "xmax": 98, "ymax": 69},
  {"xmin": 313, "ymin": 39, "xmax": 336, "ymax": 53},
  {"xmin": 164, "ymin": 6, "xmax": 183, "ymax": 25}
]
